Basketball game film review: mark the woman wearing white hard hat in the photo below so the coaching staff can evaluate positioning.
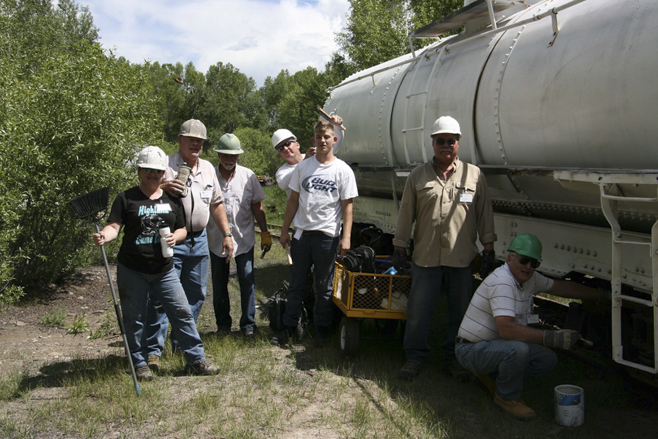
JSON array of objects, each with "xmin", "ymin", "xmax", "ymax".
[{"xmin": 93, "ymin": 146, "xmax": 219, "ymax": 381}]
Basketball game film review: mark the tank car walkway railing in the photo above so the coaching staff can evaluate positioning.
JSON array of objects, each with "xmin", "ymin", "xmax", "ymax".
[{"xmin": 555, "ymin": 170, "xmax": 658, "ymax": 375}]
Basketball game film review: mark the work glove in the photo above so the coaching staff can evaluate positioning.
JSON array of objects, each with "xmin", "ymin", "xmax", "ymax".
[
  {"xmin": 390, "ymin": 248, "xmax": 407, "ymax": 272},
  {"xmin": 543, "ymin": 329, "xmax": 581, "ymax": 350},
  {"xmin": 479, "ymin": 249, "xmax": 496, "ymax": 278},
  {"xmin": 260, "ymin": 231, "xmax": 272, "ymax": 258}
]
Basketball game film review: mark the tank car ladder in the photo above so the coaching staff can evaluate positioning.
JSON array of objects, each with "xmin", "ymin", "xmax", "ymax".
[
  {"xmin": 555, "ymin": 170, "xmax": 658, "ymax": 375},
  {"xmin": 599, "ymin": 180, "xmax": 658, "ymax": 374}
]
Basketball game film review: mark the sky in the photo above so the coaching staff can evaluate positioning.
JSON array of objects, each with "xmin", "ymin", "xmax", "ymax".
[{"xmin": 77, "ymin": 0, "xmax": 351, "ymax": 87}]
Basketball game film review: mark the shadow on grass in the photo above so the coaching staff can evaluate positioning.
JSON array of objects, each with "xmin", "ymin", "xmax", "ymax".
[{"xmin": 277, "ymin": 293, "xmax": 658, "ymax": 439}]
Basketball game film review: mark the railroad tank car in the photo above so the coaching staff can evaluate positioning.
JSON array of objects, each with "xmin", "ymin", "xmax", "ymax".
[{"xmin": 323, "ymin": 0, "xmax": 658, "ymax": 382}]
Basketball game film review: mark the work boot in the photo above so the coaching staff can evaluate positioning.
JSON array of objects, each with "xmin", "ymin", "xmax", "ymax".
[
  {"xmin": 135, "ymin": 365, "xmax": 153, "ymax": 381},
  {"xmin": 314, "ymin": 326, "xmax": 329, "ymax": 348},
  {"xmin": 445, "ymin": 362, "xmax": 471, "ymax": 383},
  {"xmin": 494, "ymin": 394, "xmax": 537, "ymax": 420},
  {"xmin": 398, "ymin": 360, "xmax": 422, "ymax": 381},
  {"xmin": 270, "ymin": 326, "xmax": 294, "ymax": 346},
  {"xmin": 147, "ymin": 355, "xmax": 160, "ymax": 372},
  {"xmin": 186, "ymin": 361, "xmax": 220, "ymax": 376},
  {"xmin": 475, "ymin": 373, "xmax": 496, "ymax": 395}
]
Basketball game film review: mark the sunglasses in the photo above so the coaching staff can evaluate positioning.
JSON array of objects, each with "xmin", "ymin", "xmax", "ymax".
[
  {"xmin": 517, "ymin": 255, "xmax": 541, "ymax": 269},
  {"xmin": 141, "ymin": 168, "xmax": 164, "ymax": 174},
  {"xmin": 275, "ymin": 140, "xmax": 295, "ymax": 152},
  {"xmin": 433, "ymin": 137, "xmax": 459, "ymax": 146}
]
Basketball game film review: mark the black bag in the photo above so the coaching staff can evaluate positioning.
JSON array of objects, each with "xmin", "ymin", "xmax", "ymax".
[
  {"xmin": 264, "ymin": 280, "xmax": 310, "ymax": 332},
  {"xmin": 267, "ymin": 281, "xmax": 289, "ymax": 330},
  {"xmin": 341, "ymin": 245, "xmax": 376, "ymax": 273}
]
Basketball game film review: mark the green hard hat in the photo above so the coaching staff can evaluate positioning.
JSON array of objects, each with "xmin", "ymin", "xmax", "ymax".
[
  {"xmin": 214, "ymin": 133, "xmax": 244, "ymax": 154},
  {"xmin": 507, "ymin": 233, "xmax": 542, "ymax": 261}
]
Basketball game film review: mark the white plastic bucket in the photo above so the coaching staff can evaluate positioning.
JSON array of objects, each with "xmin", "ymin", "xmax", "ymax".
[{"xmin": 554, "ymin": 384, "xmax": 584, "ymax": 426}]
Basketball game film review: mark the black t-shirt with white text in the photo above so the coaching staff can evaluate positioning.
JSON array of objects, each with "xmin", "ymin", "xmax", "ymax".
[{"xmin": 108, "ymin": 186, "xmax": 185, "ymax": 274}]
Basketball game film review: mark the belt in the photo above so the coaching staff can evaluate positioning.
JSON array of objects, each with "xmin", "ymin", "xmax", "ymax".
[
  {"xmin": 455, "ymin": 336, "xmax": 472, "ymax": 344},
  {"xmin": 302, "ymin": 230, "xmax": 326, "ymax": 236}
]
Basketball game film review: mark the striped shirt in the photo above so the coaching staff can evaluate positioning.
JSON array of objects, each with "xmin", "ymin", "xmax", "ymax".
[{"xmin": 457, "ymin": 263, "xmax": 553, "ymax": 342}]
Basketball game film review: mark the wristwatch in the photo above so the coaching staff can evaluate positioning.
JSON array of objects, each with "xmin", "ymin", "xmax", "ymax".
[{"xmin": 224, "ymin": 232, "xmax": 233, "ymax": 238}]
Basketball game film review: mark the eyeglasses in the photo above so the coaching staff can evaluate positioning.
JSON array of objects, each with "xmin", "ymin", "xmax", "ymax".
[
  {"xmin": 275, "ymin": 140, "xmax": 295, "ymax": 152},
  {"xmin": 433, "ymin": 137, "xmax": 459, "ymax": 146},
  {"xmin": 517, "ymin": 255, "xmax": 541, "ymax": 269},
  {"xmin": 141, "ymin": 168, "xmax": 164, "ymax": 174}
]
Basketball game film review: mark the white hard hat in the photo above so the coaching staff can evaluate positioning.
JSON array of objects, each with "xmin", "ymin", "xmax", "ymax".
[
  {"xmin": 179, "ymin": 119, "xmax": 207, "ymax": 140},
  {"xmin": 431, "ymin": 116, "xmax": 461, "ymax": 136},
  {"xmin": 271, "ymin": 129, "xmax": 297, "ymax": 150},
  {"xmin": 136, "ymin": 146, "xmax": 168, "ymax": 170}
]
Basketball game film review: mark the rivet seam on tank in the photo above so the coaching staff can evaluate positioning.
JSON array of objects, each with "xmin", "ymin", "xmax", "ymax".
[{"xmin": 495, "ymin": 25, "xmax": 526, "ymax": 166}]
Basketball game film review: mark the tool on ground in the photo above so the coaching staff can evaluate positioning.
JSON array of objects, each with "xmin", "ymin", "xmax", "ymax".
[
  {"xmin": 69, "ymin": 187, "xmax": 141, "ymax": 396},
  {"xmin": 316, "ymin": 106, "xmax": 346, "ymax": 131}
]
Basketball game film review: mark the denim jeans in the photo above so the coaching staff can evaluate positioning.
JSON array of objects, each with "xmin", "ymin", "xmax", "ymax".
[
  {"xmin": 455, "ymin": 340, "xmax": 558, "ymax": 400},
  {"xmin": 116, "ymin": 263, "xmax": 206, "ymax": 367},
  {"xmin": 403, "ymin": 263, "xmax": 474, "ymax": 364},
  {"xmin": 210, "ymin": 247, "xmax": 256, "ymax": 332},
  {"xmin": 284, "ymin": 232, "xmax": 338, "ymax": 329},
  {"xmin": 145, "ymin": 229, "xmax": 210, "ymax": 355}
]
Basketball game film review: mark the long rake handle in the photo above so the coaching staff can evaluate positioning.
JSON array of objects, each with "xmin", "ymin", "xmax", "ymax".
[{"xmin": 95, "ymin": 223, "xmax": 141, "ymax": 396}]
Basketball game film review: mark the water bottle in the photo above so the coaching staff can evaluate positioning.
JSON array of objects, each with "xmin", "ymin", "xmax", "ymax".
[{"xmin": 159, "ymin": 227, "xmax": 174, "ymax": 258}]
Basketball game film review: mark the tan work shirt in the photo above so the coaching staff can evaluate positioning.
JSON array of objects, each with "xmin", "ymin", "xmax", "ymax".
[
  {"xmin": 165, "ymin": 152, "xmax": 224, "ymax": 232},
  {"xmin": 393, "ymin": 159, "xmax": 496, "ymax": 268}
]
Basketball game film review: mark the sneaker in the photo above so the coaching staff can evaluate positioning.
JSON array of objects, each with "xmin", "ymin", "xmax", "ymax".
[
  {"xmin": 398, "ymin": 360, "xmax": 422, "ymax": 381},
  {"xmin": 314, "ymin": 326, "xmax": 329, "ymax": 348},
  {"xmin": 243, "ymin": 327, "xmax": 255, "ymax": 338},
  {"xmin": 270, "ymin": 327, "xmax": 294, "ymax": 346},
  {"xmin": 494, "ymin": 394, "xmax": 537, "ymax": 420},
  {"xmin": 135, "ymin": 365, "xmax": 153, "ymax": 381},
  {"xmin": 186, "ymin": 361, "xmax": 220, "ymax": 376},
  {"xmin": 475, "ymin": 373, "xmax": 496, "ymax": 395},
  {"xmin": 445, "ymin": 362, "xmax": 471, "ymax": 383},
  {"xmin": 147, "ymin": 355, "xmax": 160, "ymax": 372}
]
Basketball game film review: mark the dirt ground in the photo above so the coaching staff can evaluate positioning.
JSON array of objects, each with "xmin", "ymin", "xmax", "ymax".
[
  {"xmin": 0, "ymin": 266, "xmax": 122, "ymax": 378},
  {"xmin": 2, "ymin": 266, "xmax": 658, "ymax": 438}
]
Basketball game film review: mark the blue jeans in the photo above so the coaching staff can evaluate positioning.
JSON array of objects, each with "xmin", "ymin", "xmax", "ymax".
[
  {"xmin": 455, "ymin": 340, "xmax": 558, "ymax": 400},
  {"xmin": 116, "ymin": 263, "xmax": 206, "ymax": 367},
  {"xmin": 145, "ymin": 229, "xmax": 210, "ymax": 355},
  {"xmin": 210, "ymin": 248, "xmax": 256, "ymax": 332},
  {"xmin": 284, "ymin": 232, "xmax": 338, "ymax": 329},
  {"xmin": 403, "ymin": 264, "xmax": 474, "ymax": 364}
]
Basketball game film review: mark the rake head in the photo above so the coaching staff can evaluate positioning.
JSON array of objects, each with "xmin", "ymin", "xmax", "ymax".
[{"xmin": 69, "ymin": 187, "xmax": 111, "ymax": 222}]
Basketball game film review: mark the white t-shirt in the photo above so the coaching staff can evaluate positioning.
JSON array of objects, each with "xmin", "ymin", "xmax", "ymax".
[
  {"xmin": 207, "ymin": 164, "xmax": 266, "ymax": 257},
  {"xmin": 288, "ymin": 156, "xmax": 358, "ymax": 238},
  {"xmin": 276, "ymin": 163, "xmax": 296, "ymax": 198},
  {"xmin": 457, "ymin": 263, "xmax": 554, "ymax": 342},
  {"xmin": 275, "ymin": 127, "xmax": 343, "ymax": 198}
]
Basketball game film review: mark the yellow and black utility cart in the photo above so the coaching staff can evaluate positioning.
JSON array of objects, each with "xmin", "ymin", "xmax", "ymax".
[{"xmin": 332, "ymin": 259, "xmax": 411, "ymax": 356}]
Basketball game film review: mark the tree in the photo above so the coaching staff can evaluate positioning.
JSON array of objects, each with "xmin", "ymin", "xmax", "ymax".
[
  {"xmin": 336, "ymin": 0, "xmax": 413, "ymax": 70},
  {"xmin": 0, "ymin": 0, "xmax": 159, "ymax": 304},
  {"xmin": 336, "ymin": 0, "xmax": 463, "ymax": 71},
  {"xmin": 200, "ymin": 62, "xmax": 257, "ymax": 149}
]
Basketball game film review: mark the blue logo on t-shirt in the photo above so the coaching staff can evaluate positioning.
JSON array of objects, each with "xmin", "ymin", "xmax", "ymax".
[{"xmin": 302, "ymin": 175, "xmax": 337, "ymax": 193}]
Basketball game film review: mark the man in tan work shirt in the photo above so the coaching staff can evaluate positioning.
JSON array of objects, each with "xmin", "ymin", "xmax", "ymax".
[{"xmin": 393, "ymin": 116, "xmax": 496, "ymax": 381}]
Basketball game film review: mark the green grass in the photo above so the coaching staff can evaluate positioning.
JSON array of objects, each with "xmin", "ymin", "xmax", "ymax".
[
  {"xmin": 1, "ymin": 233, "xmax": 656, "ymax": 438},
  {"xmin": 38, "ymin": 306, "xmax": 67, "ymax": 328}
]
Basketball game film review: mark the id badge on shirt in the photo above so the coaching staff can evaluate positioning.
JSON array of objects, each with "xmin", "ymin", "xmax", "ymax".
[
  {"xmin": 457, "ymin": 185, "xmax": 474, "ymax": 204},
  {"xmin": 460, "ymin": 193, "xmax": 473, "ymax": 203},
  {"xmin": 201, "ymin": 185, "xmax": 213, "ymax": 203}
]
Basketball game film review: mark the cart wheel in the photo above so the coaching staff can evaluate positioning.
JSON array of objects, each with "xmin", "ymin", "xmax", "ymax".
[
  {"xmin": 339, "ymin": 317, "xmax": 359, "ymax": 356},
  {"xmin": 374, "ymin": 318, "xmax": 398, "ymax": 337}
]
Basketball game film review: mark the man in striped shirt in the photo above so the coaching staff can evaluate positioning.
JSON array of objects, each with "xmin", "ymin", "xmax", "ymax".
[{"xmin": 455, "ymin": 233, "xmax": 599, "ymax": 420}]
